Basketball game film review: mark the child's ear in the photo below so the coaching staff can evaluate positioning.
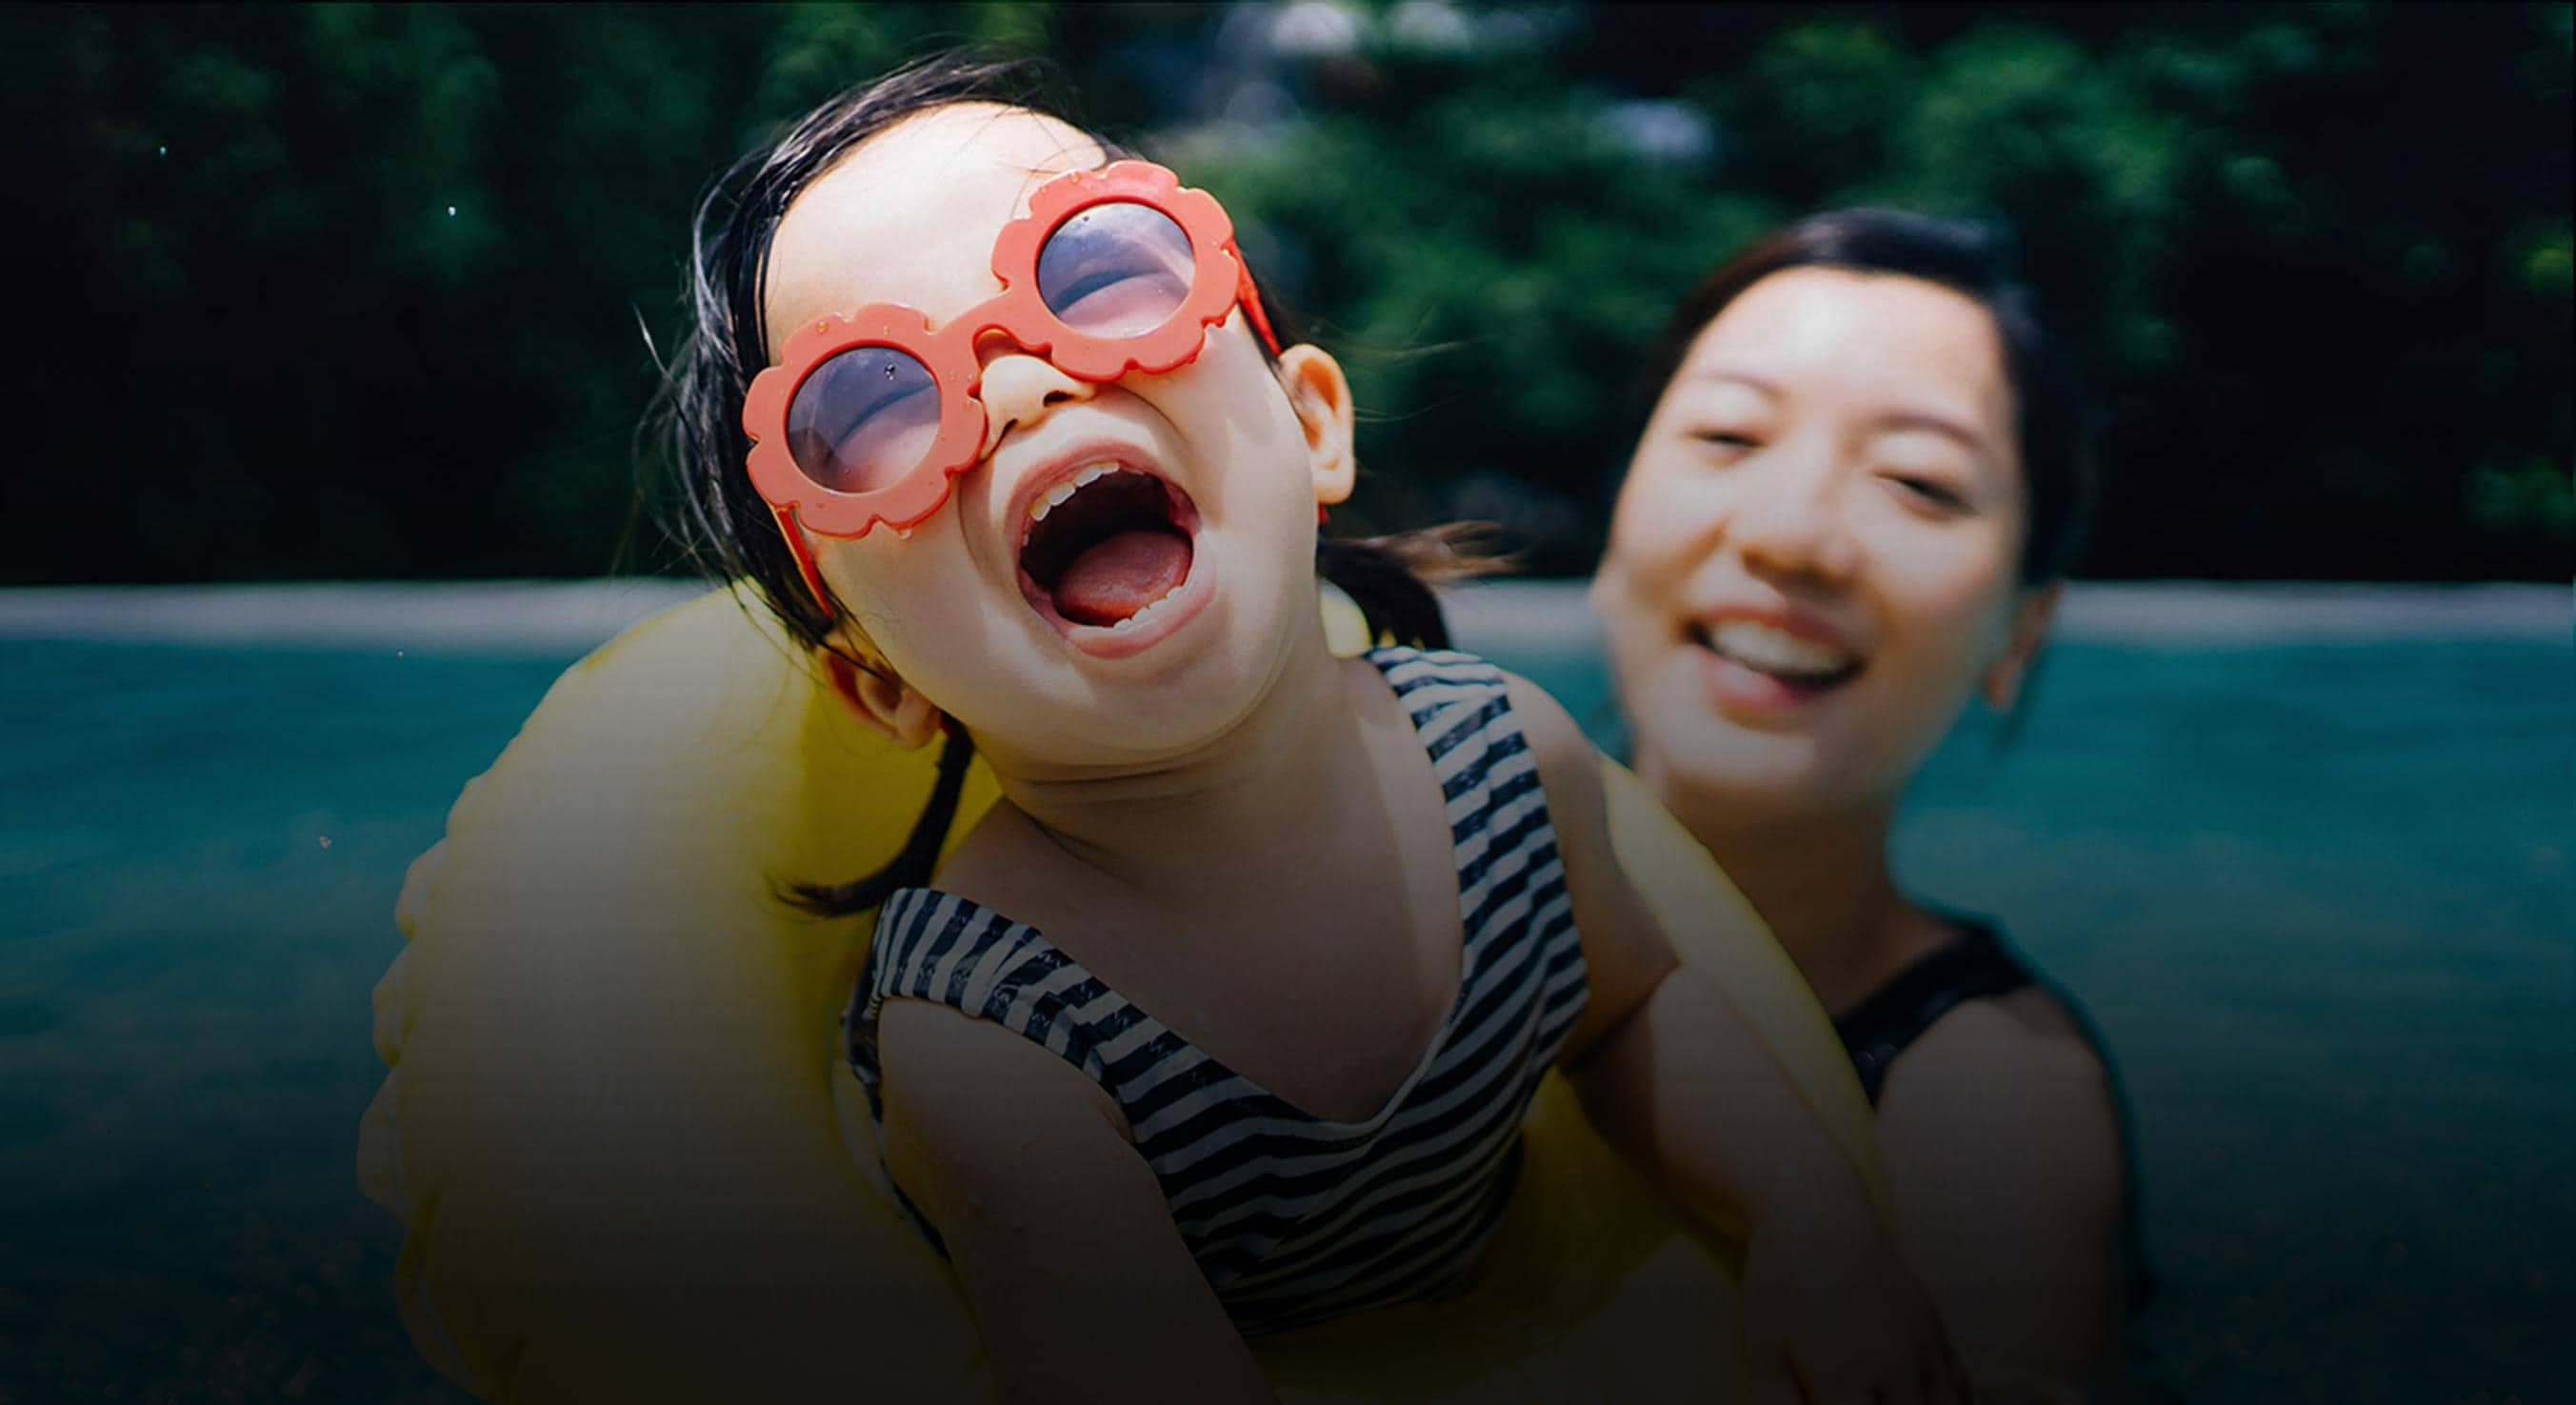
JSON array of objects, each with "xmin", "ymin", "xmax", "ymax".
[
  {"xmin": 1275, "ymin": 344, "xmax": 1356, "ymax": 510},
  {"xmin": 823, "ymin": 649, "xmax": 945, "ymax": 750},
  {"xmin": 1982, "ymin": 581, "xmax": 2062, "ymax": 713}
]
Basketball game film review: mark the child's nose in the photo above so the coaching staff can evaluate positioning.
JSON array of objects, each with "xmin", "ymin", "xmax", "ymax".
[{"xmin": 976, "ymin": 339, "xmax": 1093, "ymax": 450}]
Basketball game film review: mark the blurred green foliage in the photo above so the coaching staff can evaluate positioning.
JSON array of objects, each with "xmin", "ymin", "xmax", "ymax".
[{"xmin": 6, "ymin": 2, "xmax": 2567, "ymax": 582}]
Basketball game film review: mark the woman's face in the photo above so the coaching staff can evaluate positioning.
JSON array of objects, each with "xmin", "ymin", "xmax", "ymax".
[
  {"xmin": 1592, "ymin": 267, "xmax": 2049, "ymax": 821},
  {"xmin": 762, "ymin": 105, "xmax": 1349, "ymax": 772}
]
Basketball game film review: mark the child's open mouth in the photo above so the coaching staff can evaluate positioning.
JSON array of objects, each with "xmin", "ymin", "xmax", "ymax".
[{"xmin": 1015, "ymin": 462, "xmax": 1208, "ymax": 652}]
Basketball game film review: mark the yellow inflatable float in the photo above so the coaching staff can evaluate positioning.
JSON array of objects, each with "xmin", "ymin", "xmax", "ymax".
[{"xmin": 361, "ymin": 584, "xmax": 1886, "ymax": 1403}]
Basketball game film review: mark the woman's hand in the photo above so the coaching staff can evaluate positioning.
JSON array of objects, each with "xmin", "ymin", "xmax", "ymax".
[{"xmin": 1738, "ymin": 1205, "xmax": 1968, "ymax": 1405}]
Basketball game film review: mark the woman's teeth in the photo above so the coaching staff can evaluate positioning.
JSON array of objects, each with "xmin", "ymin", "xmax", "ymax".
[
  {"xmin": 1028, "ymin": 463, "xmax": 1126, "ymax": 523},
  {"xmin": 1704, "ymin": 620, "xmax": 1861, "ymax": 681}
]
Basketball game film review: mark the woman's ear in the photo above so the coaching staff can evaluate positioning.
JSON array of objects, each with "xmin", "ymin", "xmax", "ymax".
[
  {"xmin": 1982, "ymin": 581, "xmax": 2062, "ymax": 713},
  {"xmin": 1275, "ymin": 344, "xmax": 1356, "ymax": 510},
  {"xmin": 823, "ymin": 647, "xmax": 945, "ymax": 750}
]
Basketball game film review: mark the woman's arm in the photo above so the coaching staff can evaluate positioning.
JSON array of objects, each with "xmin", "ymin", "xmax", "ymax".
[
  {"xmin": 1505, "ymin": 676, "xmax": 1962, "ymax": 1405},
  {"xmin": 875, "ymin": 997, "xmax": 1278, "ymax": 1405},
  {"xmin": 1506, "ymin": 675, "xmax": 1876, "ymax": 1222},
  {"xmin": 1877, "ymin": 994, "xmax": 2130, "ymax": 1385}
]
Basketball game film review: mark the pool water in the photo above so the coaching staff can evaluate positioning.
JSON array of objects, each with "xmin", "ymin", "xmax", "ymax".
[{"xmin": 1, "ymin": 598, "xmax": 2566, "ymax": 1404}]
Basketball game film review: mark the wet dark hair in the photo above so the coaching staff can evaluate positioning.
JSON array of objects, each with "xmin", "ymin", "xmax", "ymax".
[
  {"xmin": 643, "ymin": 50, "xmax": 1485, "ymax": 918},
  {"xmin": 1640, "ymin": 209, "xmax": 2097, "ymax": 583}
]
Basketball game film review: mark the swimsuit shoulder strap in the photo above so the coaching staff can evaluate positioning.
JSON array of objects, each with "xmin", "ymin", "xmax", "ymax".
[
  {"xmin": 1361, "ymin": 644, "xmax": 1537, "ymax": 843},
  {"xmin": 848, "ymin": 887, "xmax": 1126, "ymax": 1122},
  {"xmin": 1361, "ymin": 642, "xmax": 1590, "ymax": 1057},
  {"xmin": 1830, "ymin": 919, "xmax": 2162, "ymax": 1307},
  {"xmin": 1831, "ymin": 921, "xmax": 2033, "ymax": 1105}
]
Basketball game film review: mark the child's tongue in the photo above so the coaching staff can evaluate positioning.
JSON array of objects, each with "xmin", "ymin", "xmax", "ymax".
[{"xmin": 1051, "ymin": 528, "xmax": 1192, "ymax": 627}]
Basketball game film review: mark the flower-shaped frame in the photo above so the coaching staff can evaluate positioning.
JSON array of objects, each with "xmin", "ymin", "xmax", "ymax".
[{"xmin": 741, "ymin": 160, "xmax": 1280, "ymax": 579}]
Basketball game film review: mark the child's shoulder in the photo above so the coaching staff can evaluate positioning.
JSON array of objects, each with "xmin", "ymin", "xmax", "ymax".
[
  {"xmin": 1356, "ymin": 640, "xmax": 1503, "ymax": 681},
  {"xmin": 1355, "ymin": 643, "xmax": 1560, "ymax": 717},
  {"xmin": 1495, "ymin": 670, "xmax": 1592, "ymax": 767},
  {"xmin": 1350, "ymin": 644, "xmax": 1602, "ymax": 810}
]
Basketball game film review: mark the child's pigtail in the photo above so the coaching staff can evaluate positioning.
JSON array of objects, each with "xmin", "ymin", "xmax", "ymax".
[{"xmin": 1318, "ymin": 524, "xmax": 1514, "ymax": 650}]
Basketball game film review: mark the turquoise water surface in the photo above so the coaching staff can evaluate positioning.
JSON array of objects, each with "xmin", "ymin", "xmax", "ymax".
[{"xmin": 1, "ymin": 586, "xmax": 2566, "ymax": 1404}]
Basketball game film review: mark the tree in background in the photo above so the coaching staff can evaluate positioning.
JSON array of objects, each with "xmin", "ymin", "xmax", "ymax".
[{"xmin": 7, "ymin": 2, "xmax": 2566, "ymax": 583}]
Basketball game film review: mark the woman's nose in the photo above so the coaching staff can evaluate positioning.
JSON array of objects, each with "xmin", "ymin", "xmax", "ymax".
[
  {"xmin": 1729, "ymin": 455, "xmax": 1859, "ymax": 586},
  {"xmin": 976, "ymin": 340, "xmax": 1093, "ymax": 449}
]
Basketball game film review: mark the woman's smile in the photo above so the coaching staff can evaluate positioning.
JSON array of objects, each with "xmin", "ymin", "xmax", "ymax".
[
  {"xmin": 1681, "ymin": 595, "xmax": 1871, "ymax": 724},
  {"xmin": 1597, "ymin": 266, "xmax": 2028, "ymax": 811},
  {"xmin": 1688, "ymin": 614, "xmax": 1867, "ymax": 723}
]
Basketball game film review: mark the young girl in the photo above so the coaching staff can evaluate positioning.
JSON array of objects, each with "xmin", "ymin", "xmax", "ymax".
[{"xmin": 664, "ymin": 56, "xmax": 1958, "ymax": 1405}]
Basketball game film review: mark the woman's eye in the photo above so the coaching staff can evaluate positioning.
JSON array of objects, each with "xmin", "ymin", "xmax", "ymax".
[{"xmin": 1689, "ymin": 430, "xmax": 1760, "ymax": 455}]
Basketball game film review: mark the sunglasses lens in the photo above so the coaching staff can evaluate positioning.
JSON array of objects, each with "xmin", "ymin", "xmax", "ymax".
[
  {"xmin": 786, "ymin": 344, "xmax": 941, "ymax": 495},
  {"xmin": 1037, "ymin": 201, "xmax": 1196, "ymax": 337}
]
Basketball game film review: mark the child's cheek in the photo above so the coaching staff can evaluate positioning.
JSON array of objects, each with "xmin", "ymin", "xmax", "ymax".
[{"xmin": 818, "ymin": 534, "xmax": 963, "ymax": 644}]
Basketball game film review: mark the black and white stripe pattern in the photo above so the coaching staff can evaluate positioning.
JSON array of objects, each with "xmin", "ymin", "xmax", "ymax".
[{"xmin": 848, "ymin": 647, "xmax": 1588, "ymax": 1336}]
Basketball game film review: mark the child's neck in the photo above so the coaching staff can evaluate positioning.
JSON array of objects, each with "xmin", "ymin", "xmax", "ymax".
[{"xmin": 984, "ymin": 621, "xmax": 1376, "ymax": 905}]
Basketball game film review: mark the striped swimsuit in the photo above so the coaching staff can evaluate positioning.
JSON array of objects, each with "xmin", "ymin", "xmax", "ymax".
[{"xmin": 847, "ymin": 647, "xmax": 1589, "ymax": 1336}]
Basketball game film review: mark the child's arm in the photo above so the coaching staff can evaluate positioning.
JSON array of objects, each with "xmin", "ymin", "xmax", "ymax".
[
  {"xmin": 875, "ymin": 997, "xmax": 1280, "ymax": 1405},
  {"xmin": 1503, "ymin": 676, "xmax": 1966, "ymax": 1405}
]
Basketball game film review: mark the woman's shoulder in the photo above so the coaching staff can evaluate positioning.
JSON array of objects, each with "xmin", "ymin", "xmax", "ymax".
[
  {"xmin": 1876, "ymin": 977, "xmax": 2138, "ymax": 1380},
  {"xmin": 1854, "ymin": 913, "xmax": 2125, "ymax": 1182},
  {"xmin": 1887, "ymin": 982, "xmax": 2116, "ymax": 1120},
  {"xmin": 1872, "ymin": 938, "xmax": 2142, "ymax": 1366},
  {"xmin": 1873, "ymin": 952, "xmax": 2127, "ymax": 1219},
  {"xmin": 1872, "ymin": 919, "xmax": 2116, "ymax": 1119}
]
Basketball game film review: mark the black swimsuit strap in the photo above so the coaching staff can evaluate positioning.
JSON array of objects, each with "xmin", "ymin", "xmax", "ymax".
[
  {"xmin": 1831, "ymin": 923, "xmax": 2033, "ymax": 1106},
  {"xmin": 1829, "ymin": 921, "xmax": 2159, "ymax": 1310}
]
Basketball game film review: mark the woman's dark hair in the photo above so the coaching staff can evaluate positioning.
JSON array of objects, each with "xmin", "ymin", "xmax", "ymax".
[
  {"xmin": 1640, "ymin": 209, "xmax": 2098, "ymax": 584},
  {"xmin": 644, "ymin": 50, "xmax": 1486, "ymax": 918}
]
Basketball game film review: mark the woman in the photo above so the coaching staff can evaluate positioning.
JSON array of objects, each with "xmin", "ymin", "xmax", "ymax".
[{"xmin": 1589, "ymin": 210, "xmax": 2141, "ymax": 1392}]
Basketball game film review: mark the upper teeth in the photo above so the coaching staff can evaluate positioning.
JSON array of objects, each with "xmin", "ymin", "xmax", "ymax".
[
  {"xmin": 1029, "ymin": 463, "xmax": 1122, "ymax": 523},
  {"xmin": 1707, "ymin": 620, "xmax": 1857, "ymax": 677}
]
